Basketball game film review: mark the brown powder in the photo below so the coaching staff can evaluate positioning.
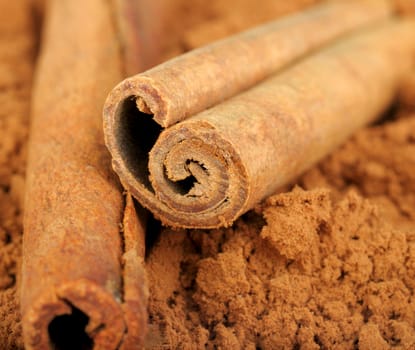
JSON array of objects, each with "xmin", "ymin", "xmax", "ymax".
[{"xmin": 0, "ymin": 1, "xmax": 35, "ymax": 349}]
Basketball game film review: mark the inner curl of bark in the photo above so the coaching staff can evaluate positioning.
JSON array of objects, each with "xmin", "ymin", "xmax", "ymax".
[{"xmin": 115, "ymin": 96, "xmax": 162, "ymax": 191}]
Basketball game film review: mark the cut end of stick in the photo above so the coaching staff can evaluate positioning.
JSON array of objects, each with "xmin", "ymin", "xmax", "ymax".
[
  {"xmin": 22, "ymin": 280, "xmax": 126, "ymax": 350},
  {"xmin": 48, "ymin": 304, "xmax": 93, "ymax": 350},
  {"xmin": 103, "ymin": 85, "xmax": 249, "ymax": 228}
]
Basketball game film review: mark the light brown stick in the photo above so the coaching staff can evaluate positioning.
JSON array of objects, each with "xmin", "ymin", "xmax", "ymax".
[
  {"xmin": 104, "ymin": 18, "xmax": 415, "ymax": 229},
  {"xmin": 21, "ymin": 0, "xmax": 151, "ymax": 349},
  {"xmin": 105, "ymin": 0, "xmax": 392, "ymax": 128}
]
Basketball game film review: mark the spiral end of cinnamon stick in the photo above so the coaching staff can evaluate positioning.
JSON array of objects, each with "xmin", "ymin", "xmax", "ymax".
[
  {"xmin": 147, "ymin": 119, "xmax": 249, "ymax": 226},
  {"xmin": 103, "ymin": 81, "xmax": 249, "ymax": 228}
]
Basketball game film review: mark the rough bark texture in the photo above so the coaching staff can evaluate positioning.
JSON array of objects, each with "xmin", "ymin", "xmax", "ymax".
[
  {"xmin": 103, "ymin": 13, "xmax": 415, "ymax": 228},
  {"xmin": 21, "ymin": 0, "xmax": 149, "ymax": 349}
]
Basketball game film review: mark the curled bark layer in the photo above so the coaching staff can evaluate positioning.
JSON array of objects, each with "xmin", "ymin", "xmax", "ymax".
[{"xmin": 104, "ymin": 5, "xmax": 415, "ymax": 229}]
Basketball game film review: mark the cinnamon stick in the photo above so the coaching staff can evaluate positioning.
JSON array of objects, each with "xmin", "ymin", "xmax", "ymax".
[
  {"xmin": 105, "ymin": 0, "xmax": 392, "ymax": 128},
  {"xmin": 21, "ymin": 0, "xmax": 151, "ymax": 349},
  {"xmin": 103, "ymin": 17, "xmax": 415, "ymax": 229}
]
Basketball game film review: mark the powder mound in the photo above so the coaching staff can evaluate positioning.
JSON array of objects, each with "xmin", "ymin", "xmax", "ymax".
[
  {"xmin": 147, "ymin": 185, "xmax": 415, "ymax": 349},
  {"xmin": 261, "ymin": 187, "xmax": 331, "ymax": 259}
]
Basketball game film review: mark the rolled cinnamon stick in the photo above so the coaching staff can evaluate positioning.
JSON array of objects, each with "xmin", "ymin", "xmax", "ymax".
[
  {"xmin": 21, "ymin": 0, "xmax": 151, "ymax": 349},
  {"xmin": 104, "ymin": 18, "xmax": 415, "ymax": 229},
  {"xmin": 105, "ymin": 0, "xmax": 392, "ymax": 128}
]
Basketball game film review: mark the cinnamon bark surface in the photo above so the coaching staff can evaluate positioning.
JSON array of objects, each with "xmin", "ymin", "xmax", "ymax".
[
  {"xmin": 21, "ymin": 0, "xmax": 149, "ymax": 349},
  {"xmin": 104, "ymin": 18, "xmax": 415, "ymax": 229}
]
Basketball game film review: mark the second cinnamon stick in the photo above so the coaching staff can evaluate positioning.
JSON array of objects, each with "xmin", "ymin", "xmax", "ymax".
[{"xmin": 104, "ymin": 18, "xmax": 415, "ymax": 228}]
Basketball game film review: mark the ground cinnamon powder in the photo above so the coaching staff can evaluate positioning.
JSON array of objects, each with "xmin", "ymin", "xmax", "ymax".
[{"xmin": 1, "ymin": 0, "xmax": 415, "ymax": 349}]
